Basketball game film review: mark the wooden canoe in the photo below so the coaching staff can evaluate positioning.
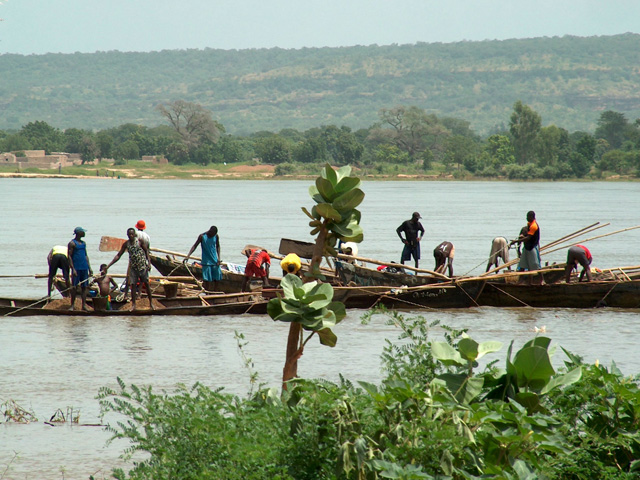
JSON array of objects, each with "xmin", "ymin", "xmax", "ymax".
[
  {"xmin": 335, "ymin": 261, "xmax": 443, "ymax": 288},
  {"xmin": 475, "ymin": 279, "xmax": 640, "ymax": 309}
]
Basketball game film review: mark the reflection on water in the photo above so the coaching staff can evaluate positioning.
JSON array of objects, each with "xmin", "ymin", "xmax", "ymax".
[{"xmin": 2, "ymin": 179, "xmax": 640, "ymax": 477}]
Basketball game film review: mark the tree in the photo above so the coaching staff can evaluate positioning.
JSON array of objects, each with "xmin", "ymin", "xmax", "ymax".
[
  {"xmin": 79, "ymin": 135, "xmax": 99, "ymax": 164},
  {"xmin": 157, "ymin": 100, "xmax": 223, "ymax": 152},
  {"xmin": 485, "ymin": 134, "xmax": 515, "ymax": 169},
  {"xmin": 509, "ymin": 101, "xmax": 541, "ymax": 165},
  {"xmin": 595, "ymin": 110, "xmax": 629, "ymax": 150},
  {"xmin": 444, "ymin": 135, "xmax": 477, "ymax": 171},
  {"xmin": 253, "ymin": 135, "xmax": 292, "ymax": 164},
  {"xmin": 19, "ymin": 121, "xmax": 64, "ymax": 154},
  {"xmin": 269, "ymin": 164, "xmax": 364, "ymax": 390},
  {"xmin": 535, "ymin": 125, "xmax": 570, "ymax": 168},
  {"xmin": 371, "ymin": 106, "xmax": 449, "ymax": 160}
]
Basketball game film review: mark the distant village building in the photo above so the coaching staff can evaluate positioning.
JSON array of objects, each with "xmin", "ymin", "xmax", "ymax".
[{"xmin": 1, "ymin": 150, "xmax": 78, "ymax": 169}]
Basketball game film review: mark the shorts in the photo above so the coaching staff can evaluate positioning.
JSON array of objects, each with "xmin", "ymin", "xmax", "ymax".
[
  {"xmin": 73, "ymin": 269, "xmax": 90, "ymax": 287},
  {"xmin": 401, "ymin": 243, "xmax": 421, "ymax": 262},
  {"xmin": 49, "ymin": 254, "xmax": 70, "ymax": 281},
  {"xmin": 518, "ymin": 246, "xmax": 541, "ymax": 271},
  {"xmin": 129, "ymin": 267, "xmax": 149, "ymax": 284},
  {"xmin": 245, "ymin": 263, "xmax": 267, "ymax": 278}
]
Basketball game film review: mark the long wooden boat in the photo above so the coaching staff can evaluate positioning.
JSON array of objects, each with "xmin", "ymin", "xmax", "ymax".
[
  {"xmin": 0, "ymin": 292, "xmax": 268, "ymax": 317},
  {"xmin": 335, "ymin": 261, "xmax": 443, "ymax": 288},
  {"xmin": 476, "ymin": 279, "xmax": 640, "ymax": 309},
  {"xmin": 149, "ymin": 253, "xmax": 278, "ymax": 293}
]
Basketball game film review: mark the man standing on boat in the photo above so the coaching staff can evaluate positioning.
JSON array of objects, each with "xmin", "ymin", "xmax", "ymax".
[
  {"xmin": 397, "ymin": 212, "xmax": 425, "ymax": 268},
  {"xmin": 184, "ymin": 226, "xmax": 222, "ymax": 292},
  {"xmin": 433, "ymin": 241, "xmax": 455, "ymax": 277},
  {"xmin": 106, "ymin": 228, "xmax": 154, "ymax": 311},
  {"xmin": 510, "ymin": 211, "xmax": 541, "ymax": 283},
  {"xmin": 565, "ymin": 245, "xmax": 593, "ymax": 283},
  {"xmin": 68, "ymin": 227, "xmax": 93, "ymax": 311}
]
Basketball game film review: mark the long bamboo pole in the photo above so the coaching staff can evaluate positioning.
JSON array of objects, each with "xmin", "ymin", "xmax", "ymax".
[
  {"xmin": 542, "ymin": 224, "xmax": 640, "ymax": 255},
  {"xmin": 335, "ymin": 253, "xmax": 451, "ymax": 280},
  {"xmin": 540, "ymin": 223, "xmax": 609, "ymax": 252},
  {"xmin": 539, "ymin": 222, "xmax": 601, "ymax": 251}
]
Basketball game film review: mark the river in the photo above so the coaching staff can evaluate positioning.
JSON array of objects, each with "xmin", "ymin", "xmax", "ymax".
[{"xmin": 1, "ymin": 178, "xmax": 640, "ymax": 478}]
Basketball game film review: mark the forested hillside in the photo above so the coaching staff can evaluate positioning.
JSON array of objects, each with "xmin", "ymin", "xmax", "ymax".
[{"xmin": 1, "ymin": 34, "xmax": 639, "ymax": 135}]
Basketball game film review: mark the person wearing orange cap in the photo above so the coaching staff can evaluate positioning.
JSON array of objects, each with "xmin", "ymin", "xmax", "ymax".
[{"xmin": 135, "ymin": 220, "xmax": 150, "ymax": 250}]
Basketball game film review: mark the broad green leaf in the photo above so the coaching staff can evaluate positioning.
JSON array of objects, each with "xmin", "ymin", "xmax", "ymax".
[
  {"xmin": 523, "ymin": 336, "xmax": 552, "ymax": 350},
  {"xmin": 333, "ymin": 165, "xmax": 351, "ymax": 184},
  {"xmin": 334, "ymin": 176, "xmax": 361, "ymax": 195},
  {"xmin": 321, "ymin": 163, "xmax": 338, "ymax": 185},
  {"xmin": 317, "ymin": 328, "xmax": 337, "ymax": 347},
  {"xmin": 478, "ymin": 340, "xmax": 503, "ymax": 359},
  {"xmin": 437, "ymin": 373, "xmax": 484, "ymax": 404},
  {"xmin": 327, "ymin": 301, "xmax": 346, "ymax": 323},
  {"xmin": 514, "ymin": 391, "xmax": 541, "ymax": 412},
  {"xmin": 540, "ymin": 366, "xmax": 582, "ymax": 394},
  {"xmin": 266, "ymin": 299, "xmax": 283, "ymax": 319},
  {"xmin": 458, "ymin": 337, "xmax": 479, "ymax": 362},
  {"xmin": 513, "ymin": 345, "xmax": 555, "ymax": 391},
  {"xmin": 332, "ymin": 188, "xmax": 365, "ymax": 211},
  {"xmin": 316, "ymin": 203, "xmax": 342, "ymax": 222},
  {"xmin": 431, "ymin": 341, "xmax": 465, "ymax": 366},
  {"xmin": 316, "ymin": 177, "xmax": 335, "ymax": 201},
  {"xmin": 308, "ymin": 186, "xmax": 324, "ymax": 204}
]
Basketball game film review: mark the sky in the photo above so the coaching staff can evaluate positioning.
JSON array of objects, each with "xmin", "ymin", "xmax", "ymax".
[{"xmin": 0, "ymin": 0, "xmax": 639, "ymax": 55}]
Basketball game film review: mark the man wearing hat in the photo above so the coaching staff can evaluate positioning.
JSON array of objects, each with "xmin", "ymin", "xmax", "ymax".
[
  {"xmin": 136, "ymin": 220, "xmax": 150, "ymax": 250},
  {"xmin": 68, "ymin": 227, "xmax": 92, "ymax": 310},
  {"xmin": 396, "ymin": 212, "xmax": 425, "ymax": 268}
]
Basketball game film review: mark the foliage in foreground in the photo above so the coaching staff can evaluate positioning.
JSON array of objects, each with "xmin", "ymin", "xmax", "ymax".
[{"xmin": 98, "ymin": 310, "xmax": 640, "ymax": 479}]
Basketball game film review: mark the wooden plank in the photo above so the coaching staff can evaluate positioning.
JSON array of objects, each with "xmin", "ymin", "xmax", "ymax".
[{"xmin": 279, "ymin": 238, "xmax": 315, "ymax": 258}]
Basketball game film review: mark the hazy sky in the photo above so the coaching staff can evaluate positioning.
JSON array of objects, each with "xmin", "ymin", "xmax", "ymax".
[{"xmin": 1, "ymin": 0, "xmax": 639, "ymax": 55}]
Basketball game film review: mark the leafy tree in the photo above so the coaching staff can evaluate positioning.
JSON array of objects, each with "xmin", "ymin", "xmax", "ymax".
[
  {"xmin": 485, "ymin": 134, "xmax": 515, "ymax": 169},
  {"xmin": 165, "ymin": 141, "xmax": 190, "ymax": 165},
  {"xmin": 372, "ymin": 144, "xmax": 410, "ymax": 164},
  {"xmin": 444, "ymin": 135, "xmax": 477, "ymax": 171},
  {"xmin": 19, "ymin": 120, "xmax": 64, "ymax": 154},
  {"xmin": 157, "ymin": 100, "xmax": 223, "ymax": 152},
  {"xmin": 535, "ymin": 125, "xmax": 570, "ymax": 168},
  {"xmin": 568, "ymin": 151, "xmax": 592, "ymax": 178},
  {"xmin": 1, "ymin": 133, "xmax": 31, "ymax": 152},
  {"xmin": 595, "ymin": 110, "xmax": 629, "ymax": 150},
  {"xmin": 372, "ymin": 105, "xmax": 448, "ymax": 160},
  {"xmin": 272, "ymin": 164, "xmax": 364, "ymax": 389},
  {"xmin": 96, "ymin": 132, "xmax": 114, "ymax": 159},
  {"xmin": 114, "ymin": 139, "xmax": 140, "ymax": 161},
  {"xmin": 253, "ymin": 135, "xmax": 292, "ymax": 164},
  {"xmin": 79, "ymin": 135, "xmax": 99, "ymax": 164},
  {"xmin": 510, "ymin": 101, "xmax": 541, "ymax": 165},
  {"xmin": 63, "ymin": 128, "xmax": 90, "ymax": 153}
]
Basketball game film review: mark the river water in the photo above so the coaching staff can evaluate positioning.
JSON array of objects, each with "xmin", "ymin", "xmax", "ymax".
[{"xmin": 1, "ymin": 178, "xmax": 640, "ymax": 478}]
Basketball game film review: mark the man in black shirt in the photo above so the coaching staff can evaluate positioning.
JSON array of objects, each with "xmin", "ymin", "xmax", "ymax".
[{"xmin": 396, "ymin": 212, "xmax": 425, "ymax": 268}]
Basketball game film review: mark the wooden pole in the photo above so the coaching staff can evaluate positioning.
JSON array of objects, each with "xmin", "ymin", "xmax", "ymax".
[
  {"xmin": 542, "ymin": 224, "xmax": 640, "ymax": 255},
  {"xmin": 539, "ymin": 222, "xmax": 601, "ymax": 251},
  {"xmin": 335, "ymin": 253, "xmax": 451, "ymax": 281}
]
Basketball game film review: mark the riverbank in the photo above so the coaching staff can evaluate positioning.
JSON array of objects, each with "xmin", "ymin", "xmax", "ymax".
[{"xmin": 0, "ymin": 163, "xmax": 634, "ymax": 181}]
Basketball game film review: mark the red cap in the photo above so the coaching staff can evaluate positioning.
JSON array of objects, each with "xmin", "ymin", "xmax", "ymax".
[{"xmin": 136, "ymin": 220, "xmax": 146, "ymax": 230}]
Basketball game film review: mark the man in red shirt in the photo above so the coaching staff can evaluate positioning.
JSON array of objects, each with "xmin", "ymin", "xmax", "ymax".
[
  {"xmin": 241, "ymin": 248, "xmax": 271, "ymax": 291},
  {"xmin": 565, "ymin": 244, "xmax": 593, "ymax": 283}
]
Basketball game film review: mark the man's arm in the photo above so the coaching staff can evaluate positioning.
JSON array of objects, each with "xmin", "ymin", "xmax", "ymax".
[
  {"xmin": 184, "ymin": 235, "xmax": 202, "ymax": 262},
  {"xmin": 106, "ymin": 243, "xmax": 127, "ymax": 270},
  {"xmin": 396, "ymin": 224, "xmax": 406, "ymax": 242},
  {"xmin": 68, "ymin": 240, "xmax": 76, "ymax": 273},
  {"xmin": 216, "ymin": 236, "xmax": 221, "ymax": 263}
]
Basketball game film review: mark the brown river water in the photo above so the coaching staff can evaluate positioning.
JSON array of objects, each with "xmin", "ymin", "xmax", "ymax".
[{"xmin": 1, "ymin": 178, "xmax": 640, "ymax": 478}]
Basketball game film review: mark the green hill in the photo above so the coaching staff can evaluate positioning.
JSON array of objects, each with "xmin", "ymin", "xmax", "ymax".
[{"xmin": 1, "ymin": 33, "xmax": 639, "ymax": 135}]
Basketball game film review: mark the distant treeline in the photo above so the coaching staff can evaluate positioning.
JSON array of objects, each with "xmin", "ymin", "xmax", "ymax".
[
  {"xmin": 2, "ymin": 100, "xmax": 639, "ymax": 180},
  {"xmin": 1, "ymin": 34, "xmax": 640, "ymax": 135}
]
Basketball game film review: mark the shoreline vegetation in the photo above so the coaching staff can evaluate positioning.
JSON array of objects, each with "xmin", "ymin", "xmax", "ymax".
[{"xmin": 0, "ymin": 162, "xmax": 635, "ymax": 181}]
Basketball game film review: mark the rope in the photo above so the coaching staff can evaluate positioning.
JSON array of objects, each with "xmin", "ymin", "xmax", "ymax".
[{"xmin": 486, "ymin": 283, "xmax": 532, "ymax": 308}]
